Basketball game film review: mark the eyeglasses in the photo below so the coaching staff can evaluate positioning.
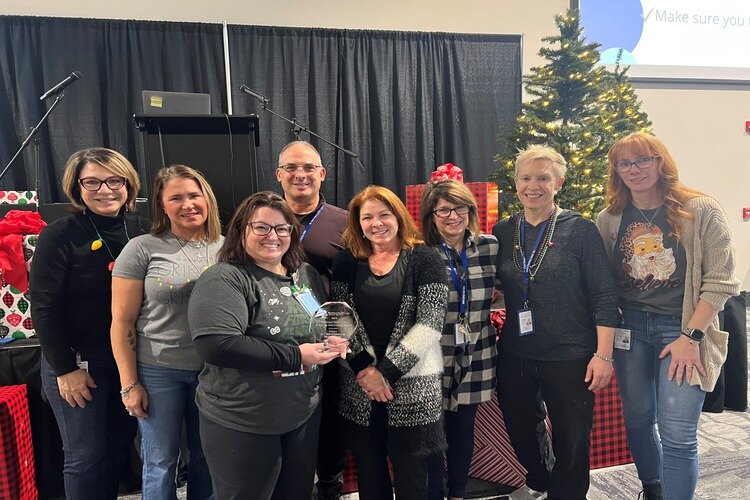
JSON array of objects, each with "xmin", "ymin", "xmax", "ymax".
[
  {"xmin": 614, "ymin": 156, "xmax": 660, "ymax": 173},
  {"xmin": 248, "ymin": 222, "xmax": 294, "ymax": 237},
  {"xmin": 78, "ymin": 176, "xmax": 127, "ymax": 191},
  {"xmin": 433, "ymin": 205, "xmax": 470, "ymax": 218},
  {"xmin": 279, "ymin": 163, "xmax": 320, "ymax": 174}
]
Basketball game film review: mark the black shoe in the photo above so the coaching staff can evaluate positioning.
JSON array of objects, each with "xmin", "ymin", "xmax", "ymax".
[{"xmin": 637, "ymin": 483, "xmax": 663, "ymax": 500}]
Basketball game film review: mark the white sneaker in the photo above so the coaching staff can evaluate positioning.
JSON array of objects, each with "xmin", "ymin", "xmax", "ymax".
[{"xmin": 508, "ymin": 485, "xmax": 548, "ymax": 500}]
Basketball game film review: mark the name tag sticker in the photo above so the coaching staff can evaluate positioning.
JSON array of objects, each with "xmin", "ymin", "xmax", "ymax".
[{"xmin": 614, "ymin": 328, "xmax": 632, "ymax": 351}]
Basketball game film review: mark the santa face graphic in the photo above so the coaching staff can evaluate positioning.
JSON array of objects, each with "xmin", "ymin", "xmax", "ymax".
[{"xmin": 621, "ymin": 224, "xmax": 676, "ymax": 280}]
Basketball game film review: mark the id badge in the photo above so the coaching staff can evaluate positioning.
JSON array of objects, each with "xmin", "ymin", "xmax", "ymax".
[
  {"xmin": 294, "ymin": 290, "xmax": 322, "ymax": 317},
  {"xmin": 614, "ymin": 328, "xmax": 632, "ymax": 351},
  {"xmin": 518, "ymin": 308, "xmax": 534, "ymax": 336},
  {"xmin": 454, "ymin": 321, "xmax": 470, "ymax": 346},
  {"xmin": 75, "ymin": 352, "xmax": 89, "ymax": 372}
]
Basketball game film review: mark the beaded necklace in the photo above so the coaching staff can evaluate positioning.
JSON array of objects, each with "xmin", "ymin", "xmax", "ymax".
[
  {"xmin": 512, "ymin": 207, "xmax": 559, "ymax": 282},
  {"xmin": 85, "ymin": 210, "xmax": 131, "ymax": 272}
]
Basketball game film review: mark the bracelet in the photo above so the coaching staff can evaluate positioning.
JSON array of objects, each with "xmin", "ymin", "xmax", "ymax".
[
  {"xmin": 592, "ymin": 352, "xmax": 614, "ymax": 363},
  {"xmin": 120, "ymin": 381, "xmax": 140, "ymax": 398}
]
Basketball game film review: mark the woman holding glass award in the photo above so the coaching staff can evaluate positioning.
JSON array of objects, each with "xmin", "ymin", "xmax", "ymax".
[
  {"xmin": 330, "ymin": 185, "xmax": 448, "ymax": 500},
  {"xmin": 187, "ymin": 191, "xmax": 344, "ymax": 499},
  {"xmin": 419, "ymin": 179, "xmax": 498, "ymax": 500}
]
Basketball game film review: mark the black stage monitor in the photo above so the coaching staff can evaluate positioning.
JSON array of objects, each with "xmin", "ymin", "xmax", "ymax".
[
  {"xmin": 141, "ymin": 90, "xmax": 211, "ymax": 115},
  {"xmin": 134, "ymin": 115, "xmax": 260, "ymax": 227}
]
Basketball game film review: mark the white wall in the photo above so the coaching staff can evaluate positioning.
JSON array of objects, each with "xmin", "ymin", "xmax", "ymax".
[{"xmin": 4, "ymin": 0, "xmax": 748, "ymax": 289}]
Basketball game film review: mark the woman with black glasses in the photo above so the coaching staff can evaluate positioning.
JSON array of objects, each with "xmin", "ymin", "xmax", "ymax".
[
  {"xmin": 30, "ymin": 148, "xmax": 150, "ymax": 499},
  {"xmin": 188, "ymin": 191, "xmax": 343, "ymax": 499}
]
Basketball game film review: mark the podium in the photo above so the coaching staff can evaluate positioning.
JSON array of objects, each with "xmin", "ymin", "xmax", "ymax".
[{"xmin": 134, "ymin": 115, "xmax": 260, "ymax": 225}]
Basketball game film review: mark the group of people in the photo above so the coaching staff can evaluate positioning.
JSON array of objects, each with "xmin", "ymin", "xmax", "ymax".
[{"xmin": 30, "ymin": 133, "xmax": 738, "ymax": 500}]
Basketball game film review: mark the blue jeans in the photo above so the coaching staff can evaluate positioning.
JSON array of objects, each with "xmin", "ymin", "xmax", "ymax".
[
  {"xmin": 41, "ymin": 353, "xmax": 136, "ymax": 500},
  {"xmin": 137, "ymin": 362, "xmax": 212, "ymax": 500},
  {"xmin": 616, "ymin": 310, "xmax": 706, "ymax": 500}
]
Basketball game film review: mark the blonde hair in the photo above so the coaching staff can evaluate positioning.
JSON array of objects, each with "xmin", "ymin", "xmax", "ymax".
[
  {"xmin": 606, "ymin": 132, "xmax": 703, "ymax": 240},
  {"xmin": 61, "ymin": 148, "xmax": 140, "ymax": 212},
  {"xmin": 515, "ymin": 145, "xmax": 568, "ymax": 179},
  {"xmin": 343, "ymin": 185, "xmax": 423, "ymax": 258},
  {"xmin": 150, "ymin": 165, "xmax": 222, "ymax": 243}
]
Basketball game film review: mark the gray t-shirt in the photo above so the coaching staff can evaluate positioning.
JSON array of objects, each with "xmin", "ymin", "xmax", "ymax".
[
  {"xmin": 188, "ymin": 261, "xmax": 326, "ymax": 434},
  {"xmin": 113, "ymin": 232, "xmax": 224, "ymax": 370},
  {"xmin": 612, "ymin": 204, "xmax": 686, "ymax": 316}
]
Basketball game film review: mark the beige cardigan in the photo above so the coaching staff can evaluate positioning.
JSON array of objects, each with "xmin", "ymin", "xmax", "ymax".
[{"xmin": 596, "ymin": 195, "xmax": 741, "ymax": 391}]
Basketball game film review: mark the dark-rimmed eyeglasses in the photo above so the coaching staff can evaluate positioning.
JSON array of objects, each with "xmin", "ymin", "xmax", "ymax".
[
  {"xmin": 248, "ymin": 222, "xmax": 294, "ymax": 237},
  {"xmin": 78, "ymin": 176, "xmax": 127, "ymax": 191},
  {"xmin": 433, "ymin": 205, "xmax": 470, "ymax": 218},
  {"xmin": 278, "ymin": 163, "xmax": 320, "ymax": 174},
  {"xmin": 615, "ymin": 156, "xmax": 660, "ymax": 173}
]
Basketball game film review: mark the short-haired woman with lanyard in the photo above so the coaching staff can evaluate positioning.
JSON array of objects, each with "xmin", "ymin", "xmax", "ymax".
[
  {"xmin": 188, "ymin": 192, "xmax": 342, "ymax": 499},
  {"xmin": 329, "ymin": 185, "xmax": 448, "ymax": 500},
  {"xmin": 111, "ymin": 165, "xmax": 222, "ymax": 499},
  {"xmin": 419, "ymin": 179, "xmax": 498, "ymax": 500},
  {"xmin": 492, "ymin": 145, "xmax": 618, "ymax": 500},
  {"xmin": 30, "ymin": 148, "xmax": 150, "ymax": 499},
  {"xmin": 596, "ymin": 132, "xmax": 740, "ymax": 500}
]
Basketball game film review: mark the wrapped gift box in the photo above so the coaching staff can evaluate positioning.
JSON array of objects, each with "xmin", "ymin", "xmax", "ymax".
[
  {"xmin": 405, "ymin": 182, "xmax": 499, "ymax": 233},
  {"xmin": 0, "ymin": 284, "xmax": 34, "ymax": 339},
  {"xmin": 0, "ymin": 191, "xmax": 38, "ymax": 205},
  {"xmin": 0, "ymin": 385, "xmax": 38, "ymax": 500},
  {"xmin": 590, "ymin": 372, "xmax": 632, "ymax": 468},
  {"xmin": 22, "ymin": 235, "xmax": 37, "ymax": 273}
]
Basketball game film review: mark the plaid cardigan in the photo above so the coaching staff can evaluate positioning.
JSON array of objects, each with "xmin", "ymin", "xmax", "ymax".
[
  {"xmin": 330, "ymin": 244, "xmax": 449, "ymax": 457},
  {"xmin": 433, "ymin": 233, "xmax": 499, "ymax": 411}
]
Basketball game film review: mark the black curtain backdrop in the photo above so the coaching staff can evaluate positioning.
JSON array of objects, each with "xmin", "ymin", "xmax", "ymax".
[
  {"xmin": 0, "ymin": 16, "xmax": 226, "ymax": 202},
  {"xmin": 230, "ymin": 26, "xmax": 521, "ymax": 205},
  {"xmin": 1, "ymin": 16, "xmax": 520, "ymax": 210}
]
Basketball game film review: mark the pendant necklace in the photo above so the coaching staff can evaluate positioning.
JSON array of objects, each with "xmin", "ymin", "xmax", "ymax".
[
  {"xmin": 174, "ymin": 234, "xmax": 211, "ymax": 274},
  {"xmin": 512, "ymin": 206, "xmax": 559, "ymax": 282},
  {"xmin": 85, "ymin": 210, "xmax": 131, "ymax": 272},
  {"xmin": 635, "ymin": 205, "xmax": 662, "ymax": 228}
]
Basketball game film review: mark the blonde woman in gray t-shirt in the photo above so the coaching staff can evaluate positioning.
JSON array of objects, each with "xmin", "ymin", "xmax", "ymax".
[{"xmin": 111, "ymin": 165, "xmax": 223, "ymax": 500}]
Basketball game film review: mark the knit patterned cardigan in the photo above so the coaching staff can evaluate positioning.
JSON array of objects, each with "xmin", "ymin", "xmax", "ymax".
[
  {"xmin": 330, "ymin": 244, "xmax": 449, "ymax": 456},
  {"xmin": 596, "ymin": 195, "xmax": 740, "ymax": 391}
]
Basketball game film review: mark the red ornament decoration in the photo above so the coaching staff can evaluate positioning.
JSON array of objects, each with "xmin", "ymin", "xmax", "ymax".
[{"xmin": 108, "ymin": 261, "xmax": 115, "ymax": 272}]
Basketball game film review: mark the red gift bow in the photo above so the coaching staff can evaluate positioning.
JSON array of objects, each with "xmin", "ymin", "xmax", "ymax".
[{"xmin": 430, "ymin": 163, "xmax": 464, "ymax": 182}]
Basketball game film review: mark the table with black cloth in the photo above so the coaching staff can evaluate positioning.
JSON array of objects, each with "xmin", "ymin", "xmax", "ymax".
[{"xmin": 0, "ymin": 338, "xmax": 64, "ymax": 499}]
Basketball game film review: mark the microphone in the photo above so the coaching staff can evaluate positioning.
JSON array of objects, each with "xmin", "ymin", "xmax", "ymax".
[
  {"xmin": 39, "ymin": 71, "xmax": 82, "ymax": 100},
  {"xmin": 239, "ymin": 85, "xmax": 269, "ymax": 105}
]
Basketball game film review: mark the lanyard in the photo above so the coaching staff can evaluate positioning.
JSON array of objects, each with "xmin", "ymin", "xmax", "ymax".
[
  {"xmin": 441, "ymin": 243, "xmax": 468, "ymax": 316},
  {"xmin": 519, "ymin": 214, "xmax": 549, "ymax": 305},
  {"xmin": 299, "ymin": 204, "xmax": 325, "ymax": 242}
]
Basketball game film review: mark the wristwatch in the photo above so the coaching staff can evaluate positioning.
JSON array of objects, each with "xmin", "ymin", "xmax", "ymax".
[{"xmin": 681, "ymin": 327, "xmax": 705, "ymax": 342}]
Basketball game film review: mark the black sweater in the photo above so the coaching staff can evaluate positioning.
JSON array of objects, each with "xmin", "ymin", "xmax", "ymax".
[
  {"xmin": 29, "ymin": 210, "xmax": 150, "ymax": 375},
  {"xmin": 493, "ymin": 210, "xmax": 618, "ymax": 361}
]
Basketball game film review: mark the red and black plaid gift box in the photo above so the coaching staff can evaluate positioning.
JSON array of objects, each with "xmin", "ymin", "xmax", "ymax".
[
  {"xmin": 591, "ymin": 372, "xmax": 632, "ymax": 469},
  {"xmin": 0, "ymin": 385, "xmax": 37, "ymax": 499}
]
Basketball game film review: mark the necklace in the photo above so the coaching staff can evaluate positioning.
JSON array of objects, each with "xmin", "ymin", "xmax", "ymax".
[
  {"xmin": 635, "ymin": 205, "xmax": 662, "ymax": 227},
  {"xmin": 174, "ymin": 234, "xmax": 211, "ymax": 273},
  {"xmin": 512, "ymin": 207, "xmax": 558, "ymax": 282},
  {"xmin": 85, "ymin": 211, "xmax": 131, "ymax": 272}
]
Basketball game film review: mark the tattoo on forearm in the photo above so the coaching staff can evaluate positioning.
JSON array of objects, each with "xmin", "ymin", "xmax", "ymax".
[{"xmin": 127, "ymin": 328, "xmax": 136, "ymax": 352}]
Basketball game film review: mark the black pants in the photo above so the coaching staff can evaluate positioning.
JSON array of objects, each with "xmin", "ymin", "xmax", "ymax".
[
  {"xmin": 426, "ymin": 404, "xmax": 478, "ymax": 499},
  {"xmin": 497, "ymin": 351, "xmax": 593, "ymax": 500},
  {"xmin": 354, "ymin": 402, "xmax": 428, "ymax": 500},
  {"xmin": 315, "ymin": 360, "xmax": 347, "ymax": 499},
  {"xmin": 200, "ymin": 404, "xmax": 321, "ymax": 500}
]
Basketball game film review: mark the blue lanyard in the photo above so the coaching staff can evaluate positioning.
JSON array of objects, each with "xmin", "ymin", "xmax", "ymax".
[
  {"xmin": 441, "ymin": 243, "xmax": 468, "ymax": 316},
  {"xmin": 518, "ymin": 214, "xmax": 549, "ymax": 305},
  {"xmin": 299, "ymin": 204, "xmax": 325, "ymax": 242}
]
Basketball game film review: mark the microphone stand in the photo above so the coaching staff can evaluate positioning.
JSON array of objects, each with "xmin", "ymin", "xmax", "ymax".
[
  {"xmin": 242, "ymin": 89, "xmax": 366, "ymax": 204},
  {"xmin": 0, "ymin": 92, "xmax": 66, "ymax": 210}
]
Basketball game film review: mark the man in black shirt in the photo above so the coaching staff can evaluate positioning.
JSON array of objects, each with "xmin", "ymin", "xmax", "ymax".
[{"xmin": 276, "ymin": 141, "xmax": 348, "ymax": 499}]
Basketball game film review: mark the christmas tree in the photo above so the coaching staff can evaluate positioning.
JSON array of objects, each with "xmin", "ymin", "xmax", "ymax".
[{"xmin": 491, "ymin": 9, "xmax": 651, "ymax": 219}]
